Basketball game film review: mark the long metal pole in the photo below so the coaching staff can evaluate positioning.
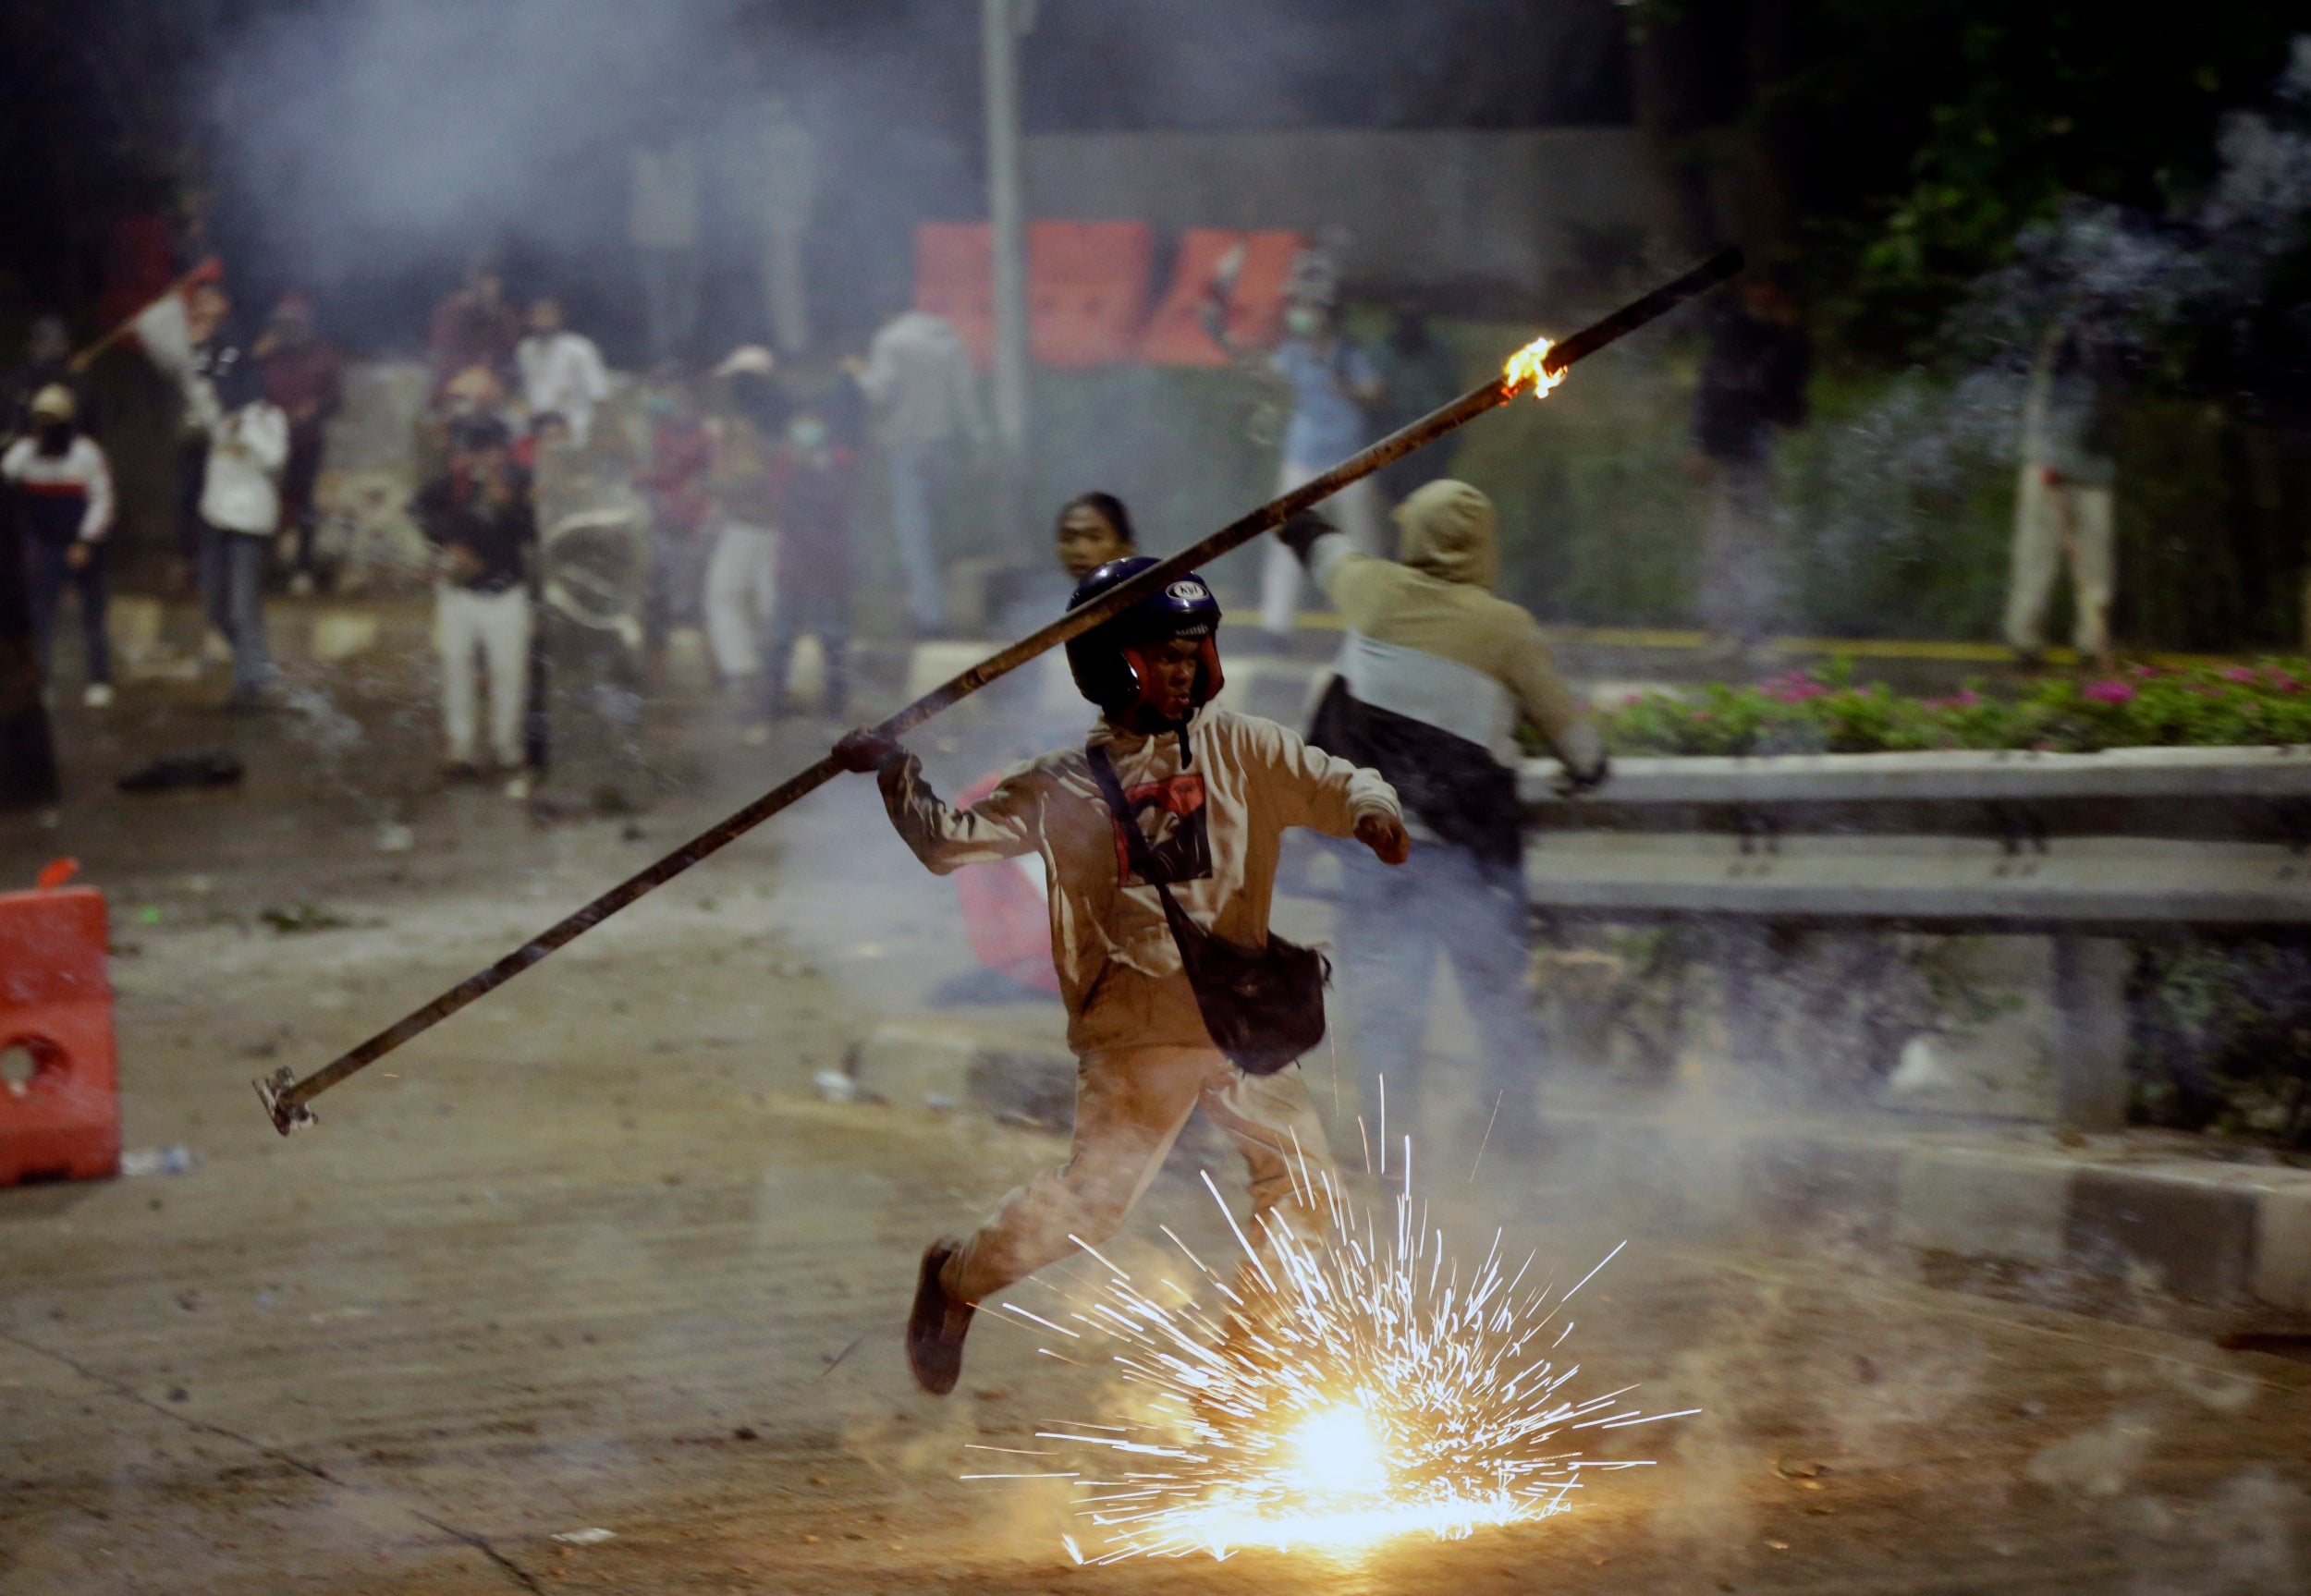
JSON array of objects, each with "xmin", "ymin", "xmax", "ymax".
[{"xmin": 257, "ymin": 247, "xmax": 1742, "ymax": 1133}]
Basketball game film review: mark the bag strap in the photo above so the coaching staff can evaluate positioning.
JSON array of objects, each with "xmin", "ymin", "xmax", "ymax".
[
  {"xmin": 1084, "ymin": 742, "xmax": 1206, "ymax": 936},
  {"xmin": 1084, "ymin": 742, "xmax": 1165, "ymax": 884}
]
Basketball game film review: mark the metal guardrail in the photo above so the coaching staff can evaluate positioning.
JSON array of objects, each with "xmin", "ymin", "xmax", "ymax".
[{"xmin": 1516, "ymin": 745, "xmax": 2311, "ymax": 1128}]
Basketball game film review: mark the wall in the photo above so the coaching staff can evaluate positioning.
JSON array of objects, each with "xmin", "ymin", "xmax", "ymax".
[{"xmin": 1021, "ymin": 127, "xmax": 1670, "ymax": 308}]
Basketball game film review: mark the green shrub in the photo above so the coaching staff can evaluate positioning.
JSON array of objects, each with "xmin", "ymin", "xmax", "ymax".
[{"xmin": 1592, "ymin": 658, "xmax": 2311, "ymax": 756}]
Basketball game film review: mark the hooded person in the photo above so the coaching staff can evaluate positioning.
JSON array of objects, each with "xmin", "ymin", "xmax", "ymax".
[
  {"xmin": 833, "ymin": 557, "xmax": 1409, "ymax": 1396},
  {"xmin": 3, "ymin": 384, "xmax": 116, "ymax": 705},
  {"xmin": 1283, "ymin": 478, "xmax": 1607, "ymax": 1144}
]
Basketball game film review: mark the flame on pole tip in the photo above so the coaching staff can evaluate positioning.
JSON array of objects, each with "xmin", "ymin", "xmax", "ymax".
[{"xmin": 1501, "ymin": 335, "xmax": 1566, "ymax": 398}]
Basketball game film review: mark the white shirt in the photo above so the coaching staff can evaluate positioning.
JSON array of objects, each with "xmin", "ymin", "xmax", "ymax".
[
  {"xmin": 858, "ymin": 311, "xmax": 985, "ymax": 451},
  {"xmin": 2, "ymin": 434, "xmax": 114, "ymax": 541},
  {"xmin": 517, "ymin": 331, "xmax": 612, "ymax": 446},
  {"xmin": 200, "ymin": 402, "xmax": 290, "ymax": 535}
]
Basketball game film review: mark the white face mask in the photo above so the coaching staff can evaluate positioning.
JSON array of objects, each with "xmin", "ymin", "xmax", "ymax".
[
  {"xmin": 1285, "ymin": 306, "xmax": 1324, "ymax": 338},
  {"xmin": 789, "ymin": 418, "xmax": 827, "ymax": 451}
]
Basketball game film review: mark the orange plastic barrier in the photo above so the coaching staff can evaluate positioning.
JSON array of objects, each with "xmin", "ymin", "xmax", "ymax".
[
  {"xmin": 950, "ymin": 772, "xmax": 1061, "ymax": 994},
  {"xmin": 914, "ymin": 223, "xmax": 997, "ymax": 369},
  {"xmin": 1140, "ymin": 228, "xmax": 1305, "ymax": 366},
  {"xmin": 1029, "ymin": 221, "xmax": 1155, "ymax": 370},
  {"xmin": 0, "ymin": 883, "xmax": 120, "ymax": 1185},
  {"xmin": 912, "ymin": 221, "xmax": 1156, "ymax": 371}
]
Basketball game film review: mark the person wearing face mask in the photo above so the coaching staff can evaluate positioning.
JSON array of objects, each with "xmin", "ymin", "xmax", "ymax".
[
  {"xmin": 4, "ymin": 385, "xmax": 116, "ymax": 707},
  {"xmin": 757, "ymin": 400, "xmax": 858, "ymax": 725},
  {"xmin": 1259, "ymin": 298, "xmax": 1384, "ymax": 640}
]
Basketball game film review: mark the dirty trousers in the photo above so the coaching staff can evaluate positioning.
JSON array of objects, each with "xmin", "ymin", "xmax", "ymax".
[{"xmin": 940, "ymin": 1044, "xmax": 1338, "ymax": 1306}]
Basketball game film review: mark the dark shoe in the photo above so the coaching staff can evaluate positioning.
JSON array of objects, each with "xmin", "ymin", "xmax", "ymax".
[
  {"xmin": 906, "ymin": 1241, "xmax": 974, "ymax": 1395},
  {"xmin": 116, "ymin": 749, "xmax": 244, "ymax": 795}
]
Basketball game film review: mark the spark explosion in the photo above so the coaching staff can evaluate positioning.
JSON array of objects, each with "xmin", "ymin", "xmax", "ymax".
[{"xmin": 970, "ymin": 1137, "xmax": 1693, "ymax": 1563}]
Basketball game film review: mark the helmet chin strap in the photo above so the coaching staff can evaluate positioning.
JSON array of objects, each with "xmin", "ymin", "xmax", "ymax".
[{"xmin": 1117, "ymin": 645, "xmax": 1198, "ymax": 765}]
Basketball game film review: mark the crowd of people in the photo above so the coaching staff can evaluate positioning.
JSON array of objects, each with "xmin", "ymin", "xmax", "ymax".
[{"xmin": 2, "ymin": 231, "xmax": 2131, "ymax": 809}]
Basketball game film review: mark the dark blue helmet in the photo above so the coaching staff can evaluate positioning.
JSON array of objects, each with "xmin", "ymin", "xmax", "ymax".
[{"xmin": 1064, "ymin": 556, "xmax": 1226, "ymax": 719}]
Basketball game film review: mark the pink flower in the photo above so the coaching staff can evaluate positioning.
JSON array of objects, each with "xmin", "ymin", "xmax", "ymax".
[
  {"xmin": 1924, "ymin": 688, "xmax": 1985, "ymax": 711},
  {"xmin": 2272, "ymin": 673, "xmax": 2303, "ymax": 696},
  {"xmin": 2221, "ymin": 666, "xmax": 2259, "ymax": 684},
  {"xmin": 1760, "ymin": 673, "xmax": 1830, "ymax": 703},
  {"xmin": 2083, "ymin": 679, "xmax": 2135, "ymax": 705}
]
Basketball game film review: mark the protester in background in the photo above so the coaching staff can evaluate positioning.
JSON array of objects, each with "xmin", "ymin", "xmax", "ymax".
[
  {"xmin": 198, "ymin": 356, "xmax": 289, "ymax": 710},
  {"xmin": 703, "ymin": 347, "xmax": 785, "ymax": 688},
  {"xmin": 1259, "ymin": 299, "xmax": 1384, "ymax": 639},
  {"xmin": 755, "ymin": 94, "xmax": 817, "ymax": 359},
  {"xmin": 175, "ymin": 279, "xmax": 235, "ymax": 595},
  {"xmin": 4, "ymin": 384, "xmax": 115, "ymax": 707},
  {"xmin": 1373, "ymin": 306, "xmax": 1462, "ymax": 505},
  {"xmin": 516, "ymin": 296, "xmax": 612, "ymax": 448},
  {"xmin": 995, "ymin": 487, "xmax": 1142, "ymax": 637},
  {"xmin": 1688, "ymin": 269, "xmax": 1813, "ymax": 663},
  {"xmin": 1286, "ymin": 480, "xmax": 1607, "ymax": 1145},
  {"xmin": 4, "ymin": 316, "xmax": 74, "ymax": 436},
  {"xmin": 851, "ymin": 308, "xmax": 986, "ymax": 637},
  {"xmin": 638, "ymin": 368, "xmax": 716, "ymax": 680},
  {"xmin": 253, "ymin": 293, "xmax": 344, "ymax": 596},
  {"xmin": 758, "ymin": 396, "xmax": 859, "ymax": 728},
  {"xmin": 2007, "ymin": 318, "xmax": 2122, "ymax": 673},
  {"xmin": 412, "ymin": 416, "xmax": 536, "ymax": 788},
  {"xmin": 947, "ymin": 490, "xmax": 1146, "ymax": 1003},
  {"xmin": 631, "ymin": 131, "xmax": 704, "ymax": 366},
  {"xmin": 427, "ymin": 254, "xmax": 522, "ymax": 402},
  {"xmin": 1056, "ymin": 492, "xmax": 1136, "ymax": 585}
]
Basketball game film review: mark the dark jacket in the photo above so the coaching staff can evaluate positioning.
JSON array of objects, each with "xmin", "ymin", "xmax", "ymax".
[
  {"xmin": 411, "ymin": 465, "xmax": 535, "ymax": 594},
  {"xmin": 1692, "ymin": 306, "xmax": 1812, "ymax": 464},
  {"xmin": 768, "ymin": 443, "xmax": 859, "ymax": 603}
]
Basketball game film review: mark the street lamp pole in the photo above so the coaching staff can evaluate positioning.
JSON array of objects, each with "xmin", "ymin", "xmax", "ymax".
[{"xmin": 981, "ymin": 0, "xmax": 1032, "ymax": 533}]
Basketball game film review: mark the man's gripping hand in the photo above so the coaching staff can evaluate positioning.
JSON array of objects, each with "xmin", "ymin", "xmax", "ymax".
[
  {"xmin": 834, "ymin": 725, "xmax": 906, "ymax": 774},
  {"xmin": 1276, "ymin": 510, "xmax": 1337, "ymax": 569},
  {"xmin": 1355, "ymin": 811, "xmax": 1411, "ymax": 866}
]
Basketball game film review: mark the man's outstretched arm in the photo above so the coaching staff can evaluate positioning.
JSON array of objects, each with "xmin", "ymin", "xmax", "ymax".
[{"xmin": 835, "ymin": 727, "xmax": 1038, "ymax": 873}]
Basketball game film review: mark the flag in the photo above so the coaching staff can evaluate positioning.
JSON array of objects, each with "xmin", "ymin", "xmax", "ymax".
[{"xmin": 124, "ymin": 258, "xmax": 225, "ymax": 384}]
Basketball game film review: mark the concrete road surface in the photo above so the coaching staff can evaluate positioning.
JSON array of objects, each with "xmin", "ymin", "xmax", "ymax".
[{"xmin": 5, "ymin": 691, "xmax": 2310, "ymax": 1594}]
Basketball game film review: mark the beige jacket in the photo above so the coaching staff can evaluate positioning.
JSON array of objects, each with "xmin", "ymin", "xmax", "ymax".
[
  {"xmin": 876, "ymin": 706, "xmax": 1400, "ymax": 1054},
  {"xmin": 1311, "ymin": 478, "xmax": 1601, "ymax": 774}
]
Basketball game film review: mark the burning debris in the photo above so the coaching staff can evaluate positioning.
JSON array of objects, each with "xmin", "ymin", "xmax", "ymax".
[{"xmin": 973, "ymin": 1148, "xmax": 1689, "ymax": 1562}]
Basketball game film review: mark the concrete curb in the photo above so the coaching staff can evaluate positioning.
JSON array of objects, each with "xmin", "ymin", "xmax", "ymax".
[
  {"xmin": 1553, "ymin": 1103, "xmax": 2311, "ymax": 1319},
  {"xmin": 843, "ymin": 1017, "xmax": 2311, "ymax": 1322}
]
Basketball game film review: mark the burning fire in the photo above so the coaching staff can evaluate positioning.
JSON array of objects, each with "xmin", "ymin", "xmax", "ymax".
[
  {"xmin": 1502, "ymin": 335, "xmax": 1566, "ymax": 399},
  {"xmin": 968, "ymin": 1142, "xmax": 1691, "ymax": 1563}
]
